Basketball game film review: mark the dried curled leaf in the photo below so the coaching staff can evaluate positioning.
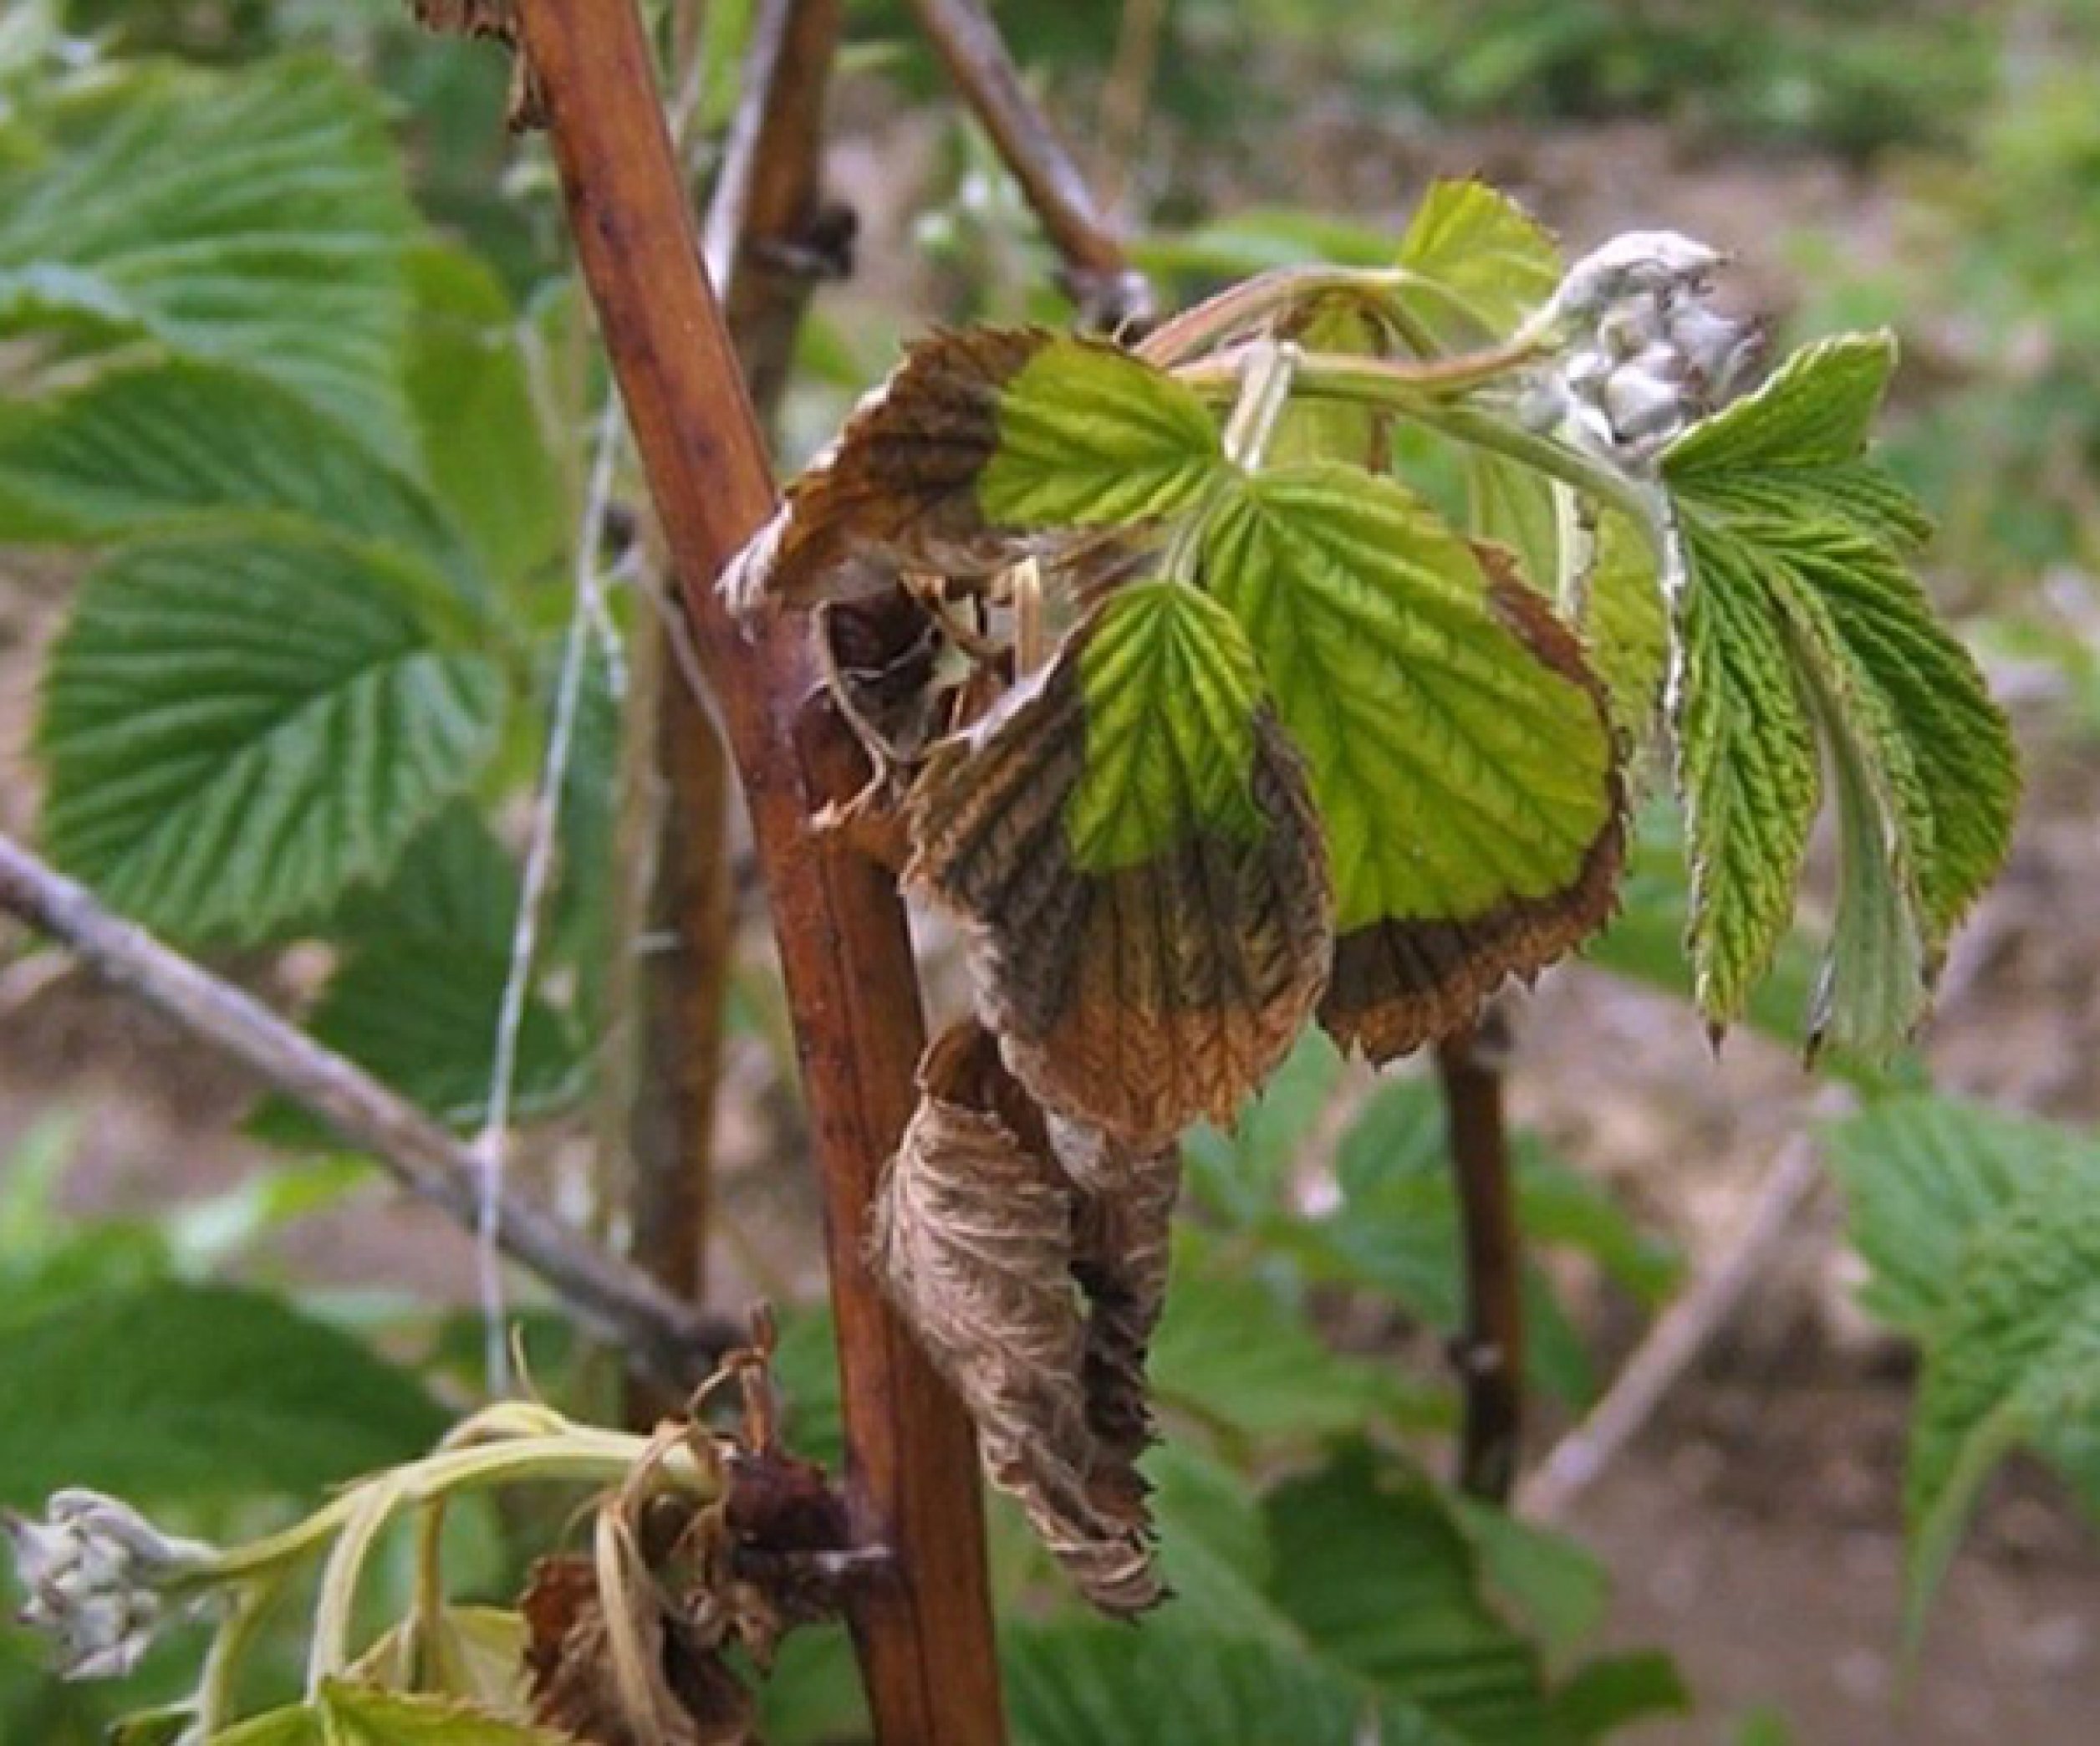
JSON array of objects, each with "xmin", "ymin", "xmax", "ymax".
[
  {"xmin": 1060, "ymin": 1120, "xmax": 1182, "ymax": 1468},
  {"xmin": 719, "ymin": 328, "xmax": 1219, "ymax": 615},
  {"xmin": 522, "ymin": 1554, "xmax": 748, "ymax": 1746},
  {"xmin": 909, "ymin": 582, "xmax": 1333, "ymax": 1148},
  {"xmin": 869, "ymin": 1023, "xmax": 1162, "ymax": 1615}
]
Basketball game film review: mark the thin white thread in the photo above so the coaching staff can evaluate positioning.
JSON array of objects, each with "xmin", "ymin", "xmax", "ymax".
[{"xmin": 471, "ymin": 395, "xmax": 627, "ymax": 1396}]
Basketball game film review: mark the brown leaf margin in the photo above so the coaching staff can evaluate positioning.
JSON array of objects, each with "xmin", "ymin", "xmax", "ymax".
[
  {"xmin": 907, "ymin": 597, "xmax": 1333, "ymax": 1149},
  {"xmin": 719, "ymin": 326, "xmax": 1059, "ymax": 616},
  {"xmin": 1318, "ymin": 548, "xmax": 1627, "ymax": 1064}
]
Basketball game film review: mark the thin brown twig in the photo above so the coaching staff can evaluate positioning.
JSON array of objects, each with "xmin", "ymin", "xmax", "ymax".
[
  {"xmin": 1435, "ymin": 1013, "xmax": 1526, "ymax": 1502},
  {"xmin": 501, "ymin": 7, "xmax": 1005, "ymax": 1740},
  {"xmin": 903, "ymin": 0, "xmax": 1153, "ymax": 329},
  {"xmin": 1518, "ymin": 1132, "xmax": 1828, "ymax": 1524},
  {"xmin": 0, "ymin": 830, "xmax": 733, "ymax": 1390}
]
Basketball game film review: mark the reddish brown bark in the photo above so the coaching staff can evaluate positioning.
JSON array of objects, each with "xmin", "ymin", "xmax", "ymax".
[{"xmin": 508, "ymin": 8, "xmax": 1003, "ymax": 1740}]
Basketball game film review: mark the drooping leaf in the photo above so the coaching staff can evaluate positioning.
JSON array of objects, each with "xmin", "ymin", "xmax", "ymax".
[
  {"xmin": 0, "ymin": 1283, "xmax": 445, "ymax": 1506},
  {"xmin": 1200, "ymin": 465, "xmax": 1623, "ymax": 1062},
  {"xmin": 1579, "ymin": 511, "xmax": 1670, "ymax": 752},
  {"xmin": 1063, "ymin": 1124, "xmax": 1182, "ymax": 1468},
  {"xmin": 38, "ymin": 533, "xmax": 507, "ymax": 942},
  {"xmin": 869, "ymin": 1021, "xmax": 1160, "ymax": 1614},
  {"xmin": 0, "ymin": 58, "xmax": 419, "ymax": 448},
  {"xmin": 1669, "ymin": 523, "xmax": 1822, "ymax": 1034},
  {"xmin": 1395, "ymin": 179, "xmax": 1561, "ymax": 345},
  {"xmin": 721, "ymin": 329, "xmax": 1219, "ymax": 613},
  {"xmin": 319, "ymin": 1680, "xmax": 579, "ymax": 1745},
  {"xmin": 1903, "ymin": 1157, "xmax": 2100, "ymax": 1637},
  {"xmin": 909, "ymin": 581, "xmax": 1331, "ymax": 1146},
  {"xmin": 1264, "ymin": 1445, "xmax": 1557, "ymax": 1744},
  {"xmin": 1663, "ymin": 334, "xmax": 2016, "ymax": 1052}
]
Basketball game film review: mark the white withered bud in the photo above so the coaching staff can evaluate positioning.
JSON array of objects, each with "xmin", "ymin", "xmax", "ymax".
[{"xmin": 5, "ymin": 1490, "xmax": 219, "ymax": 1680}]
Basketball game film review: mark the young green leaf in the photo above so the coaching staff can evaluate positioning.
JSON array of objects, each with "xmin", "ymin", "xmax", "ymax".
[
  {"xmin": 909, "ymin": 581, "xmax": 1331, "ymax": 1146},
  {"xmin": 721, "ymin": 328, "xmax": 1220, "ymax": 614},
  {"xmin": 319, "ymin": 1680, "xmax": 578, "ymax": 1744},
  {"xmin": 0, "ymin": 1284, "xmax": 445, "ymax": 1507},
  {"xmin": 0, "ymin": 58, "xmax": 418, "ymax": 449},
  {"xmin": 1200, "ymin": 465, "xmax": 1623, "ymax": 1062},
  {"xmin": 1395, "ymin": 179, "xmax": 1562, "ymax": 345},
  {"xmin": 38, "ymin": 533, "xmax": 507, "ymax": 942},
  {"xmin": 1663, "ymin": 334, "xmax": 2017, "ymax": 1052}
]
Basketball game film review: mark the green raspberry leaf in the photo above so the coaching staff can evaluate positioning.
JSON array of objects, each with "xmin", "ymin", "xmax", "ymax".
[
  {"xmin": 1200, "ymin": 464, "xmax": 1623, "ymax": 1062},
  {"xmin": 0, "ymin": 58, "xmax": 419, "ymax": 452},
  {"xmin": 722, "ymin": 329, "xmax": 1219, "ymax": 613},
  {"xmin": 1663, "ymin": 334, "xmax": 2016, "ymax": 1053},
  {"xmin": 37, "ymin": 532, "xmax": 507, "ymax": 943},
  {"xmin": 1901, "ymin": 1156, "xmax": 2100, "ymax": 1642},
  {"xmin": 318, "ymin": 1681, "xmax": 577, "ymax": 1744},
  {"xmin": 1396, "ymin": 179, "xmax": 1562, "ymax": 345},
  {"xmin": 909, "ymin": 581, "xmax": 1332, "ymax": 1146}
]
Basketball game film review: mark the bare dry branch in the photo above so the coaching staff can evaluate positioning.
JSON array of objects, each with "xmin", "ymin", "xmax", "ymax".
[{"xmin": 0, "ymin": 830, "xmax": 732, "ymax": 1390}]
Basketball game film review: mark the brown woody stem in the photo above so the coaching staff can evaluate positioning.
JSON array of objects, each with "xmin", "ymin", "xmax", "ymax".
[
  {"xmin": 1435, "ymin": 1015, "xmax": 1527, "ymax": 1502},
  {"xmin": 506, "ymin": 8, "xmax": 1004, "ymax": 1742},
  {"xmin": 904, "ymin": 0, "xmax": 1151, "ymax": 328},
  {"xmin": 0, "ymin": 830, "xmax": 731, "ymax": 1390}
]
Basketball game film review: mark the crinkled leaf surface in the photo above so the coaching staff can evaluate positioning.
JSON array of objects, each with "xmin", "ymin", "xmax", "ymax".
[
  {"xmin": 869, "ymin": 1021, "xmax": 1160, "ymax": 1613},
  {"xmin": 0, "ymin": 357, "xmax": 482, "ymax": 610},
  {"xmin": 0, "ymin": 58, "xmax": 418, "ymax": 449},
  {"xmin": 38, "ymin": 533, "xmax": 507, "ymax": 942},
  {"xmin": 0, "ymin": 1283, "xmax": 444, "ymax": 1506},
  {"xmin": 721, "ymin": 329, "xmax": 1218, "ymax": 612},
  {"xmin": 1663, "ymin": 334, "xmax": 2016, "ymax": 1053},
  {"xmin": 1823, "ymin": 1095, "xmax": 2100, "ymax": 1622},
  {"xmin": 1263, "ymin": 1445, "xmax": 1557, "ymax": 1744},
  {"xmin": 1200, "ymin": 464, "xmax": 1621, "ymax": 1061},
  {"xmin": 1903, "ymin": 1156, "xmax": 2100, "ymax": 1637},
  {"xmin": 910, "ymin": 581, "xmax": 1330, "ymax": 1146},
  {"xmin": 1825, "ymin": 1094, "xmax": 2094, "ymax": 1334}
]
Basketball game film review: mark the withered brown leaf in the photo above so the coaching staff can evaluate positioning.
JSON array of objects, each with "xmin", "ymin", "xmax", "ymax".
[
  {"xmin": 869, "ymin": 1022, "xmax": 1163, "ymax": 1615},
  {"xmin": 522, "ymin": 1555, "xmax": 749, "ymax": 1746},
  {"xmin": 719, "ymin": 327, "xmax": 1056, "ymax": 616},
  {"xmin": 1318, "ymin": 550, "xmax": 1627, "ymax": 1063},
  {"xmin": 1060, "ymin": 1119, "xmax": 1182, "ymax": 1469},
  {"xmin": 907, "ymin": 595, "xmax": 1333, "ymax": 1150}
]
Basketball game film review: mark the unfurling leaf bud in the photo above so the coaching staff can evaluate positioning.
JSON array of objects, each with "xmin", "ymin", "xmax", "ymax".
[{"xmin": 5, "ymin": 1491, "xmax": 219, "ymax": 1681}]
